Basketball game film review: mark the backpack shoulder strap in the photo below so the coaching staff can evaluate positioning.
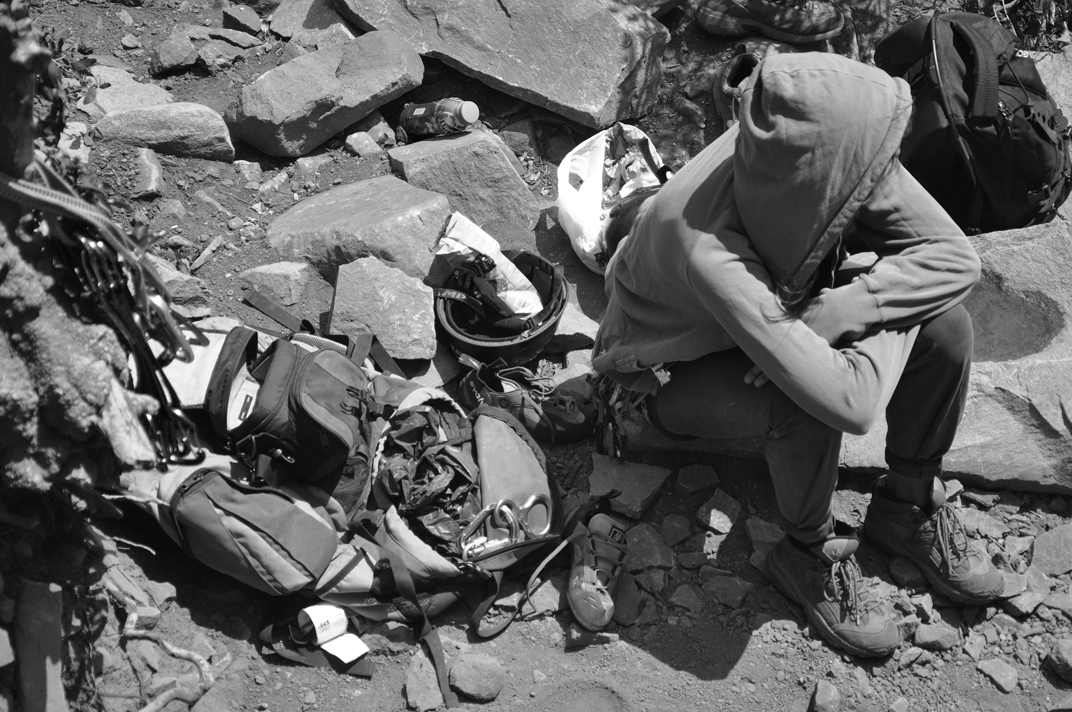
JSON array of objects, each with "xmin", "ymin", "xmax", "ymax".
[{"xmin": 934, "ymin": 13, "xmax": 1001, "ymax": 120}]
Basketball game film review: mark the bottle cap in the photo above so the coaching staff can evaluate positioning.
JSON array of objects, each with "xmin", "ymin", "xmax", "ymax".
[{"xmin": 459, "ymin": 101, "xmax": 480, "ymax": 125}]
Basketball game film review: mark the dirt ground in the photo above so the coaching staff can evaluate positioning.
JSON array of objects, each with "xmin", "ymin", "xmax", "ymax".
[{"xmin": 9, "ymin": 0, "xmax": 1072, "ymax": 710}]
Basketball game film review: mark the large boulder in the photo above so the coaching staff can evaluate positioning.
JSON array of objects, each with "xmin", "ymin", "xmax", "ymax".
[
  {"xmin": 266, "ymin": 175, "xmax": 451, "ymax": 283},
  {"xmin": 92, "ymin": 103, "xmax": 235, "ymax": 161},
  {"xmin": 330, "ymin": 0, "xmax": 668, "ymax": 129},
  {"xmin": 617, "ymin": 221, "xmax": 1072, "ymax": 493},
  {"xmin": 225, "ymin": 31, "xmax": 421, "ymax": 157},
  {"xmin": 387, "ymin": 131, "xmax": 540, "ymax": 235}
]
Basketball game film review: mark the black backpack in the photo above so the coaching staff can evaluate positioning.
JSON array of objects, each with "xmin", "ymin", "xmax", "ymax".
[{"xmin": 875, "ymin": 12, "xmax": 1072, "ymax": 233}]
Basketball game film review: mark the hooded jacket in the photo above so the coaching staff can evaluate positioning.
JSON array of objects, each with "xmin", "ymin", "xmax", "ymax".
[{"xmin": 592, "ymin": 53, "xmax": 980, "ymax": 434}]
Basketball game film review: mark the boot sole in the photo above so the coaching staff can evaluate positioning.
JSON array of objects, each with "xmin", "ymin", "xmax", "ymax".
[
  {"xmin": 862, "ymin": 518, "xmax": 1004, "ymax": 606},
  {"xmin": 765, "ymin": 549, "xmax": 898, "ymax": 658},
  {"xmin": 698, "ymin": 8, "xmax": 844, "ymax": 42}
]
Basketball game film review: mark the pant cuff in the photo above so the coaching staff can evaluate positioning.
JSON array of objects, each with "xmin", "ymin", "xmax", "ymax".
[{"xmin": 885, "ymin": 448, "xmax": 943, "ymax": 480}]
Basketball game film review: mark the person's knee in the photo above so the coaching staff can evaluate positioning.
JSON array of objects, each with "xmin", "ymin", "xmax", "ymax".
[
  {"xmin": 768, "ymin": 388, "xmax": 842, "ymax": 441},
  {"xmin": 918, "ymin": 304, "xmax": 973, "ymax": 369}
]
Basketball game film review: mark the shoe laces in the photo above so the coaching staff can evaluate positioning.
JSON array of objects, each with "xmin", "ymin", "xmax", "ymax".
[
  {"xmin": 930, "ymin": 504, "xmax": 971, "ymax": 574},
  {"xmin": 826, "ymin": 557, "xmax": 883, "ymax": 626}
]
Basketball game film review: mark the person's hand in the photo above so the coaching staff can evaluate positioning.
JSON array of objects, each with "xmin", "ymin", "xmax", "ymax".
[
  {"xmin": 800, "ymin": 287, "xmax": 869, "ymax": 346},
  {"xmin": 744, "ymin": 364, "xmax": 770, "ymax": 388}
]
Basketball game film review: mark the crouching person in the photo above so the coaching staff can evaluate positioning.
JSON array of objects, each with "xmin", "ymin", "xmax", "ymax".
[{"xmin": 592, "ymin": 52, "xmax": 1003, "ymax": 657}]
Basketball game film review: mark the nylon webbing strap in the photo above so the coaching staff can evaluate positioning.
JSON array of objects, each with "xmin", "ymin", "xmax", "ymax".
[
  {"xmin": 242, "ymin": 288, "xmax": 310, "ymax": 333},
  {"xmin": 383, "ymin": 547, "xmax": 460, "ymax": 708},
  {"xmin": 242, "ymin": 288, "xmax": 405, "ymax": 377}
]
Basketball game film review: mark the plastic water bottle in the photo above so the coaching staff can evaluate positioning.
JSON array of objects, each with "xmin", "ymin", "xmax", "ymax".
[{"xmin": 397, "ymin": 98, "xmax": 480, "ymax": 143}]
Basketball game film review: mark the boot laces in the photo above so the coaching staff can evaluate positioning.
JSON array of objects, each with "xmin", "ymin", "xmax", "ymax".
[
  {"xmin": 827, "ymin": 557, "xmax": 882, "ymax": 625},
  {"xmin": 931, "ymin": 504, "xmax": 970, "ymax": 573}
]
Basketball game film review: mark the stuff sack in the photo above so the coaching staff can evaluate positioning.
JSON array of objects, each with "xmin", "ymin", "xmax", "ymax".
[
  {"xmin": 875, "ymin": 12, "xmax": 1072, "ymax": 232},
  {"xmin": 556, "ymin": 122, "xmax": 669, "ymax": 274},
  {"xmin": 204, "ymin": 327, "xmax": 371, "ymax": 485}
]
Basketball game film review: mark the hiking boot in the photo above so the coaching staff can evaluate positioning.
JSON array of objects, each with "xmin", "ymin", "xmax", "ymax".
[
  {"xmin": 566, "ymin": 512, "xmax": 629, "ymax": 631},
  {"xmin": 697, "ymin": 0, "xmax": 845, "ymax": 43},
  {"xmin": 863, "ymin": 477, "xmax": 1004, "ymax": 605},
  {"xmin": 459, "ymin": 362, "xmax": 595, "ymax": 444},
  {"xmin": 713, "ymin": 39, "xmax": 795, "ymax": 128},
  {"xmin": 766, "ymin": 534, "xmax": 901, "ymax": 657}
]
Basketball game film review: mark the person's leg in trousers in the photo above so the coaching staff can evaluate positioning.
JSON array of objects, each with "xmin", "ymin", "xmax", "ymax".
[
  {"xmin": 881, "ymin": 305, "xmax": 972, "ymax": 504},
  {"xmin": 651, "ymin": 347, "xmax": 901, "ymax": 656},
  {"xmin": 863, "ymin": 304, "xmax": 1004, "ymax": 603},
  {"xmin": 652, "ymin": 348, "xmax": 840, "ymax": 545}
]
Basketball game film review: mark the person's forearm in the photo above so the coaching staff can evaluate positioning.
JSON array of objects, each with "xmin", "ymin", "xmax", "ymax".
[
  {"xmin": 688, "ymin": 230, "xmax": 906, "ymax": 434},
  {"xmin": 847, "ymin": 162, "xmax": 981, "ymax": 328}
]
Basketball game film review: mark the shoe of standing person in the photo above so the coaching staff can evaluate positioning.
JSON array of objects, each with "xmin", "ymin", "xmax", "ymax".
[
  {"xmin": 863, "ymin": 476, "xmax": 1004, "ymax": 605},
  {"xmin": 766, "ymin": 533, "xmax": 901, "ymax": 657},
  {"xmin": 697, "ymin": 0, "xmax": 845, "ymax": 43}
]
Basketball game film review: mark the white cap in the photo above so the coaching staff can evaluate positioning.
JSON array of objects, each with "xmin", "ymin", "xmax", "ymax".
[{"xmin": 459, "ymin": 101, "xmax": 480, "ymax": 125}]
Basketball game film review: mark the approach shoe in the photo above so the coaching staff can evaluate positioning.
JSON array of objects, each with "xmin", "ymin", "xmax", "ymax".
[
  {"xmin": 697, "ymin": 0, "xmax": 844, "ymax": 43},
  {"xmin": 566, "ymin": 512, "xmax": 629, "ymax": 632},
  {"xmin": 766, "ymin": 534, "xmax": 901, "ymax": 657},
  {"xmin": 713, "ymin": 38, "xmax": 796, "ymax": 128},
  {"xmin": 863, "ymin": 477, "xmax": 1004, "ymax": 605},
  {"xmin": 459, "ymin": 362, "xmax": 595, "ymax": 445}
]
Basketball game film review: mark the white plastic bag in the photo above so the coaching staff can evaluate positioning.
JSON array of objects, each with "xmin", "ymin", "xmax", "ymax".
[{"xmin": 555, "ymin": 123, "xmax": 666, "ymax": 275}]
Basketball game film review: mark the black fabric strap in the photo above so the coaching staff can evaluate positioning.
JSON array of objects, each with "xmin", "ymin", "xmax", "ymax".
[
  {"xmin": 243, "ymin": 287, "xmax": 405, "ymax": 378},
  {"xmin": 939, "ymin": 14, "xmax": 1000, "ymax": 120},
  {"xmin": 243, "ymin": 288, "xmax": 315, "ymax": 334},
  {"xmin": 382, "ymin": 546, "xmax": 460, "ymax": 708}
]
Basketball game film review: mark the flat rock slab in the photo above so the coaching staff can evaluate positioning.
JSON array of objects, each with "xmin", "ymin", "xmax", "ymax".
[
  {"xmin": 267, "ymin": 175, "xmax": 450, "ymax": 283},
  {"xmin": 223, "ymin": 5, "xmax": 261, "ymax": 34},
  {"xmin": 702, "ymin": 575, "xmax": 754, "ymax": 608},
  {"xmin": 271, "ymin": 0, "xmax": 353, "ymax": 40},
  {"xmin": 238, "ymin": 261, "xmax": 334, "ymax": 327},
  {"xmin": 150, "ymin": 24, "xmax": 262, "ymax": 74},
  {"xmin": 588, "ymin": 453, "xmax": 670, "ymax": 519},
  {"xmin": 388, "ymin": 131, "xmax": 539, "ymax": 234},
  {"xmin": 977, "ymin": 658, "xmax": 1018, "ymax": 693},
  {"xmin": 623, "ymin": 523, "xmax": 675, "ymax": 571},
  {"xmin": 1033, "ymin": 523, "xmax": 1072, "ymax": 576},
  {"xmin": 14, "ymin": 581, "xmax": 66, "ymax": 712},
  {"xmin": 696, "ymin": 488, "xmax": 740, "ymax": 534},
  {"xmin": 226, "ymin": 31, "xmax": 421, "ymax": 157},
  {"xmin": 93, "ymin": 102, "xmax": 234, "ymax": 161},
  {"xmin": 78, "ymin": 66, "xmax": 174, "ymax": 119},
  {"xmin": 744, "ymin": 516, "xmax": 784, "ymax": 571},
  {"xmin": 330, "ymin": 257, "xmax": 437, "ymax": 360},
  {"xmin": 331, "ymin": 0, "xmax": 668, "ymax": 129}
]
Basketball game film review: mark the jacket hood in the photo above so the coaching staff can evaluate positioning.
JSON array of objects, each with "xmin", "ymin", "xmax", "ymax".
[{"xmin": 734, "ymin": 52, "xmax": 912, "ymax": 301}]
